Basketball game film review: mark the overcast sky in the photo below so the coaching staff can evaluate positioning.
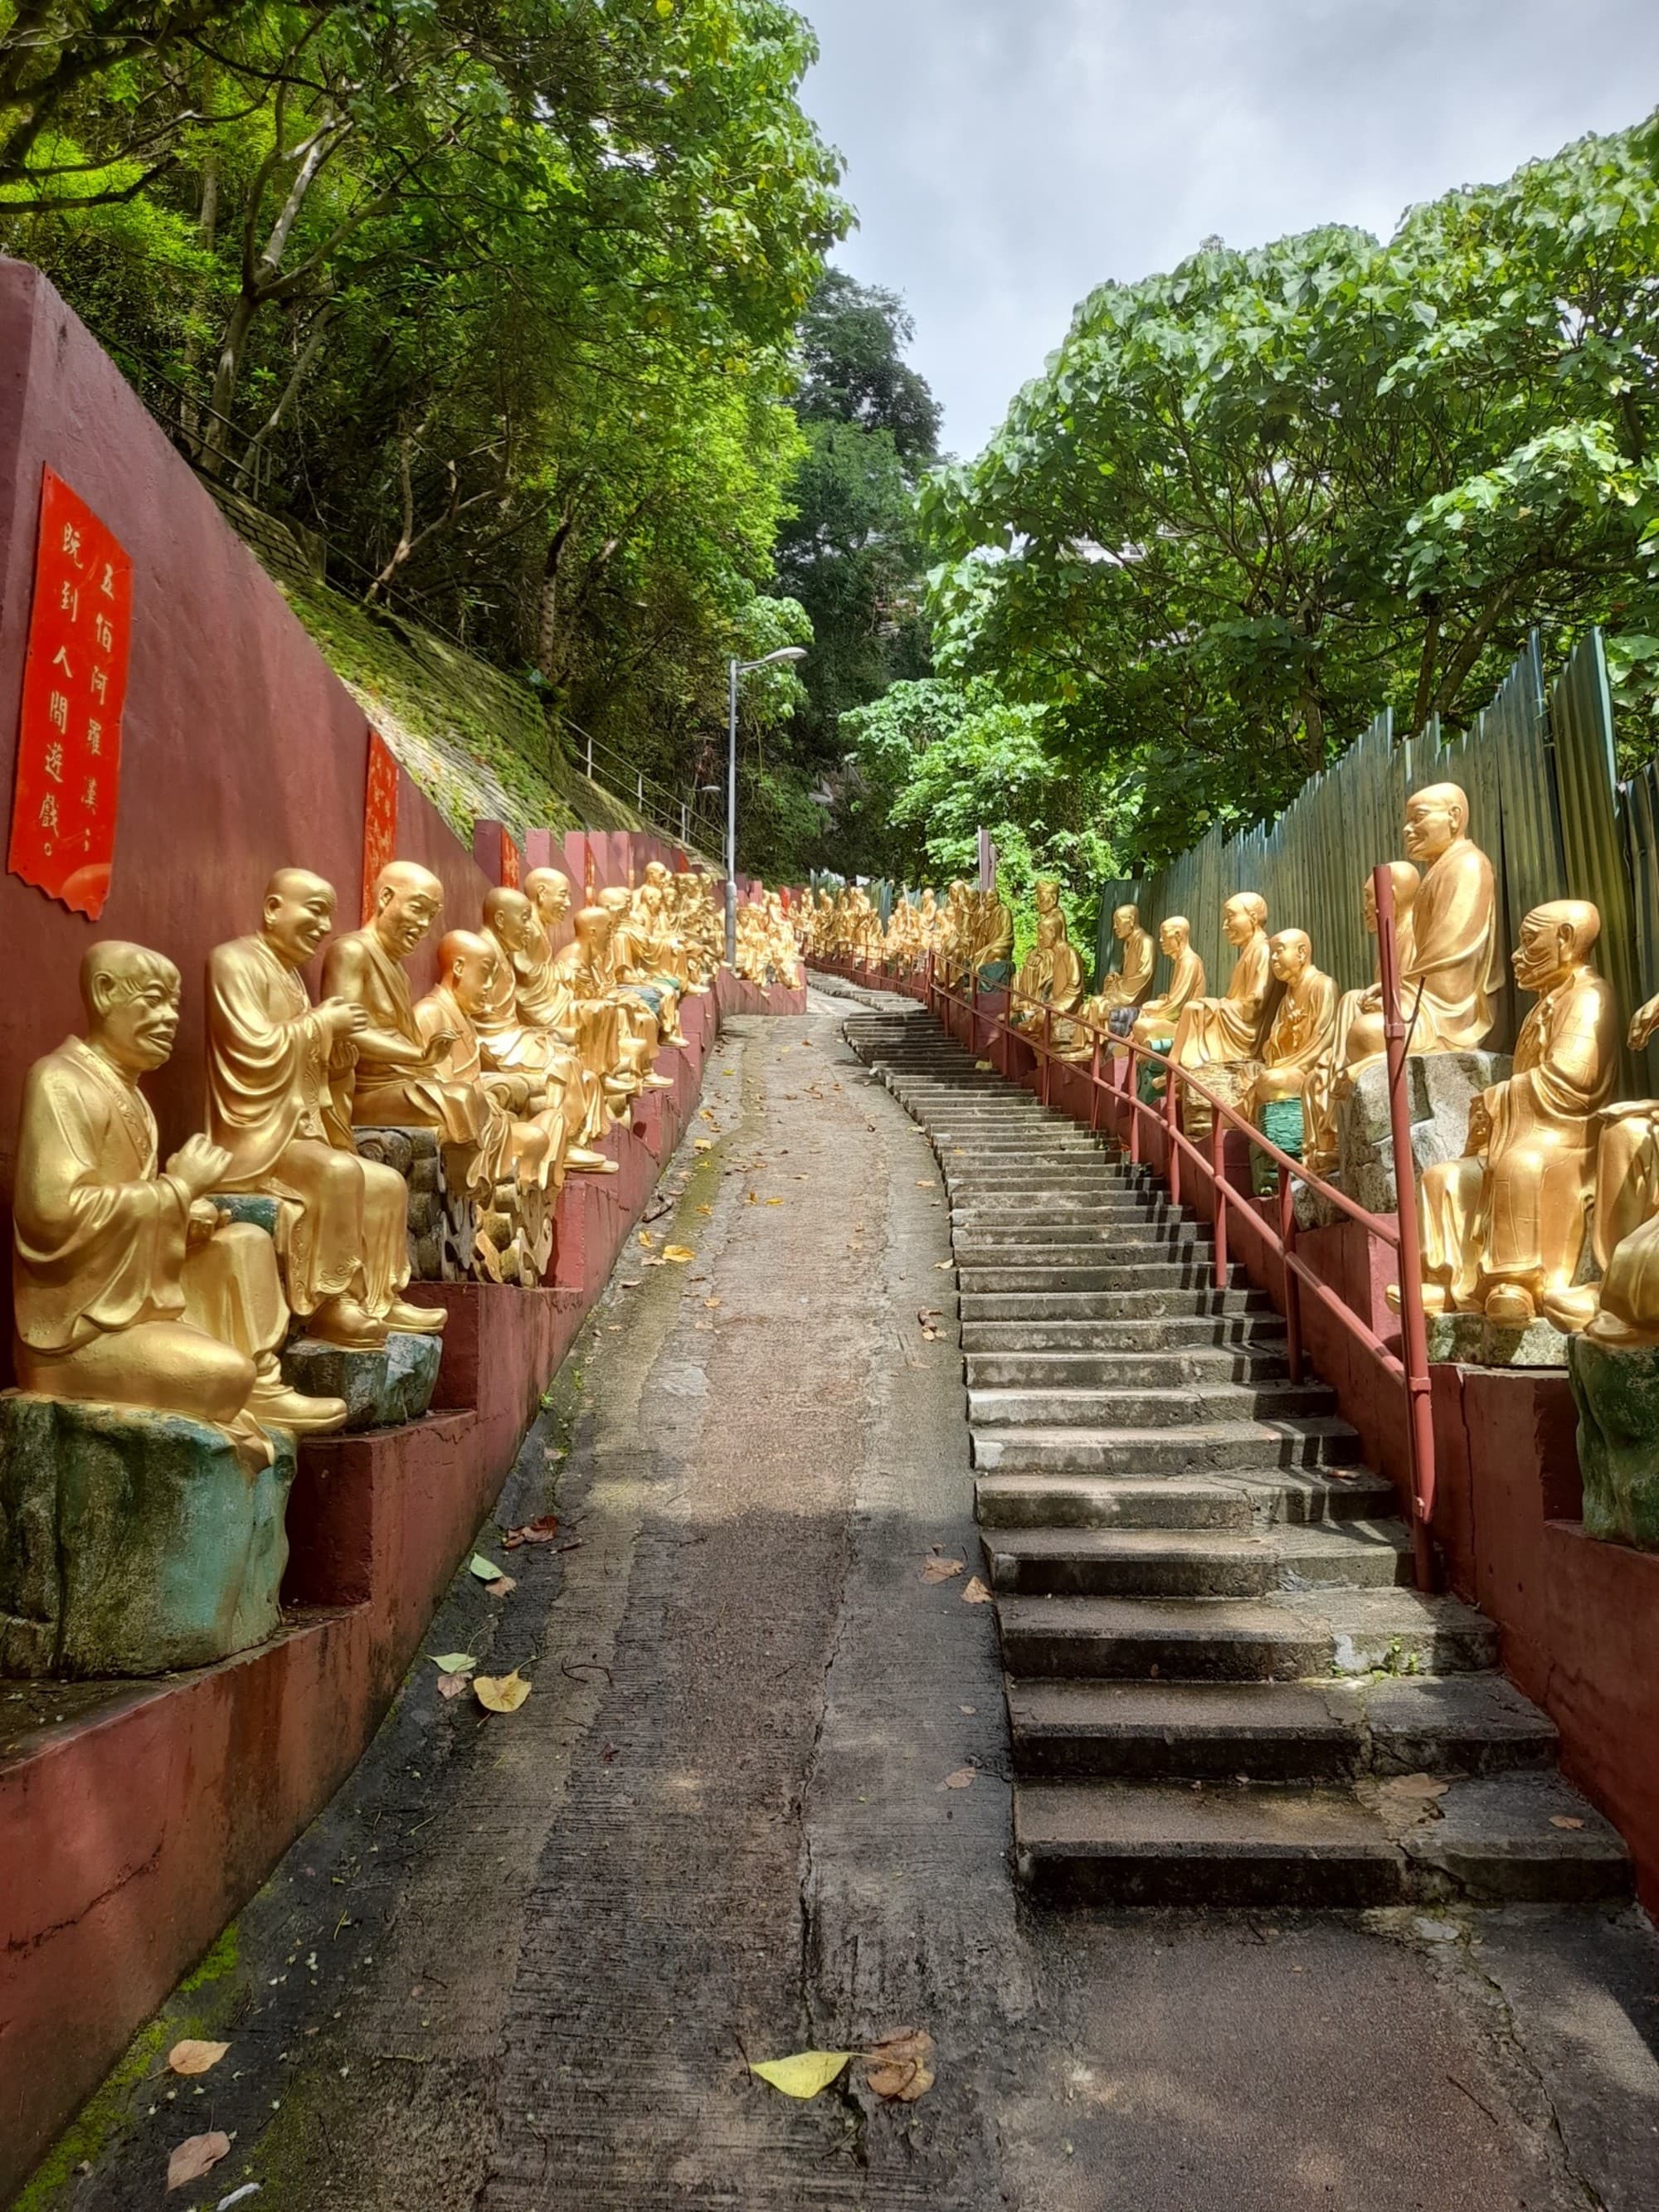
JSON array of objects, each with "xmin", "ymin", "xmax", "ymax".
[{"xmin": 797, "ymin": 0, "xmax": 1659, "ymax": 458}]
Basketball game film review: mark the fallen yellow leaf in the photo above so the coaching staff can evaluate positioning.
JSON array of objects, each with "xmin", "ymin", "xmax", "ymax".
[
  {"xmin": 638, "ymin": 1231, "xmax": 657, "ymax": 1248},
  {"xmin": 703, "ymin": 1295, "xmax": 721, "ymax": 1308},
  {"xmin": 748, "ymin": 2049, "xmax": 853, "ymax": 2098},
  {"xmin": 693, "ymin": 1137, "xmax": 713, "ymax": 1150},
  {"xmin": 961, "ymin": 1578, "xmax": 993, "ymax": 1605},
  {"xmin": 167, "ymin": 2039, "xmax": 229, "ymax": 2078},
  {"xmin": 766, "ymin": 1197, "xmax": 784, "ymax": 1207},
  {"xmin": 1550, "ymin": 1815, "xmax": 1586, "ymax": 1830},
  {"xmin": 166, "ymin": 2132, "xmax": 230, "ymax": 2191},
  {"xmin": 474, "ymin": 1670, "xmax": 532, "ymax": 1714},
  {"xmin": 922, "ymin": 1557, "xmax": 965, "ymax": 1584},
  {"xmin": 663, "ymin": 1244, "xmax": 696, "ymax": 1263},
  {"xmin": 863, "ymin": 2029, "xmax": 936, "ymax": 2103},
  {"xmin": 942, "ymin": 1766, "xmax": 976, "ymax": 1790}
]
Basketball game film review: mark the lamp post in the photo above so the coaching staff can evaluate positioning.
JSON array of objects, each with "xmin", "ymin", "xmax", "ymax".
[{"xmin": 726, "ymin": 646, "xmax": 806, "ymax": 966}]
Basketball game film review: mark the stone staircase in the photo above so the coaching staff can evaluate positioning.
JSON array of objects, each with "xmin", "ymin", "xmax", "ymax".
[{"xmin": 842, "ymin": 999, "xmax": 1632, "ymax": 1910}]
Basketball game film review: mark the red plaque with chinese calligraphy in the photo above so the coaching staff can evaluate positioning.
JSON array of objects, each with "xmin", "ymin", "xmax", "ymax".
[
  {"xmin": 361, "ymin": 727, "xmax": 400, "ymax": 921},
  {"xmin": 7, "ymin": 467, "xmax": 134, "ymax": 919},
  {"xmin": 499, "ymin": 827, "xmax": 520, "ymax": 888}
]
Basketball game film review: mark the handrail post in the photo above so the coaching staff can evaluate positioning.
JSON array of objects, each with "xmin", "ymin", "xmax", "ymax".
[
  {"xmin": 1165, "ymin": 1065, "xmax": 1181, "ymax": 1208},
  {"xmin": 1375, "ymin": 863, "xmax": 1438, "ymax": 1590},
  {"xmin": 1040, "ymin": 1002, "xmax": 1053, "ymax": 1107},
  {"xmin": 1210, "ymin": 1114, "xmax": 1228, "ymax": 1293},
  {"xmin": 1127, "ymin": 1046, "xmax": 1141, "ymax": 1165},
  {"xmin": 1277, "ymin": 1164, "xmax": 1302, "ymax": 1380},
  {"xmin": 1088, "ymin": 1029, "xmax": 1102, "ymax": 1135}
]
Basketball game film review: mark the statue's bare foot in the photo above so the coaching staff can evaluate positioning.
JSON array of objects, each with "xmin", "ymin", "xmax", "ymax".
[
  {"xmin": 567, "ymin": 1146, "xmax": 620, "ymax": 1174},
  {"xmin": 1483, "ymin": 1284, "xmax": 1537, "ymax": 1327},
  {"xmin": 308, "ymin": 1294, "xmax": 390, "ymax": 1350},
  {"xmin": 1541, "ymin": 1285, "xmax": 1598, "ymax": 1334},
  {"xmin": 385, "ymin": 1297, "xmax": 446, "ymax": 1335},
  {"xmin": 251, "ymin": 1378, "xmax": 350, "ymax": 1435}
]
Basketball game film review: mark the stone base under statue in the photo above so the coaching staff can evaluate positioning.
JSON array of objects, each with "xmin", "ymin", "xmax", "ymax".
[
  {"xmin": 280, "ymin": 1330, "xmax": 442, "ymax": 1432},
  {"xmin": 1427, "ymin": 1311, "xmax": 1569, "ymax": 1370},
  {"xmin": 1566, "ymin": 1333, "xmax": 1659, "ymax": 1548},
  {"xmin": 0, "ymin": 1393, "xmax": 297, "ymax": 1677},
  {"xmin": 353, "ymin": 1125, "xmax": 479, "ymax": 1282},
  {"xmin": 1301, "ymin": 1049, "xmax": 1512, "ymax": 1223}
]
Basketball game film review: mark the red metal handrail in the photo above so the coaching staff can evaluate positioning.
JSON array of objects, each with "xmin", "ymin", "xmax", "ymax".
[{"xmin": 812, "ymin": 882, "xmax": 1438, "ymax": 1587}]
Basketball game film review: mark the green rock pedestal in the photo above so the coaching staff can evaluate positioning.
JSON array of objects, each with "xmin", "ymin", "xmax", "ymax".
[
  {"xmin": 1566, "ymin": 1332, "xmax": 1659, "ymax": 1549},
  {"xmin": 0, "ymin": 1393, "xmax": 297, "ymax": 1678},
  {"xmin": 280, "ymin": 1330, "xmax": 441, "ymax": 1432}
]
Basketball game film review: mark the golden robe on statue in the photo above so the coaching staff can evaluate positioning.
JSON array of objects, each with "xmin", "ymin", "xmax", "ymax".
[
  {"xmin": 1401, "ymin": 836, "xmax": 1500, "ymax": 1052},
  {"xmin": 323, "ymin": 926, "xmax": 485, "ymax": 1144}
]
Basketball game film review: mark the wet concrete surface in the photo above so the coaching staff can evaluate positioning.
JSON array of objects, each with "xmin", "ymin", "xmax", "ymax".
[{"xmin": 41, "ymin": 991, "xmax": 1659, "ymax": 2211}]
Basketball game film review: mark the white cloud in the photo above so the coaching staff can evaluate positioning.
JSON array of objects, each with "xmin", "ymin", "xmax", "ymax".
[{"xmin": 799, "ymin": 0, "xmax": 1659, "ymax": 455}]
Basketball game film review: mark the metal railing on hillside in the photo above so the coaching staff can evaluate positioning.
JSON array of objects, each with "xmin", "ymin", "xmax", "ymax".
[{"xmin": 815, "ymin": 864, "xmax": 1438, "ymax": 1587}]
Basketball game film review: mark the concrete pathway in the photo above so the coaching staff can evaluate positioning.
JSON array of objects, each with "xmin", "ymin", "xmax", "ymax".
[{"xmin": 53, "ymin": 992, "xmax": 1659, "ymax": 2212}]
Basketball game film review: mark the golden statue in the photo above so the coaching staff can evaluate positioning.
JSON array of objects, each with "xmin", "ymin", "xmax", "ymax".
[
  {"xmin": 517, "ymin": 866, "xmax": 576, "ymax": 1032},
  {"xmin": 1172, "ymin": 892, "xmax": 1272, "ymax": 1070},
  {"xmin": 1399, "ymin": 782, "xmax": 1501, "ymax": 1051},
  {"xmin": 475, "ymin": 887, "xmax": 616, "ymax": 1171},
  {"xmin": 973, "ymin": 887, "xmax": 1014, "ymax": 984},
  {"xmin": 321, "ymin": 861, "xmax": 486, "ymax": 1147},
  {"xmin": 1099, "ymin": 904, "xmax": 1155, "ymax": 1010},
  {"xmin": 207, "ymin": 870, "xmax": 446, "ymax": 1351},
  {"xmin": 1012, "ymin": 882, "xmax": 1084, "ymax": 1027},
  {"xmin": 413, "ymin": 931, "xmax": 562, "ymax": 1193},
  {"xmin": 13, "ymin": 941, "xmax": 348, "ymax": 1452},
  {"xmin": 1302, "ymin": 863, "xmax": 1420, "ymax": 1176},
  {"xmin": 1243, "ymin": 930, "xmax": 1339, "ymax": 1131},
  {"xmin": 1545, "ymin": 985, "xmax": 1659, "ymax": 1344},
  {"xmin": 611, "ymin": 873, "xmax": 689, "ymax": 1045},
  {"xmin": 1130, "ymin": 917, "xmax": 1207, "ymax": 1049},
  {"xmin": 595, "ymin": 885, "xmax": 669, "ymax": 1085},
  {"xmin": 563, "ymin": 903, "xmax": 672, "ymax": 1093},
  {"xmin": 1412, "ymin": 901, "xmax": 1618, "ymax": 1327}
]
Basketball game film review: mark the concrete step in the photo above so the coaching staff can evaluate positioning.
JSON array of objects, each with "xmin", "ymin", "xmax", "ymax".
[
  {"xmin": 960, "ymin": 1315, "xmax": 1289, "ymax": 1354},
  {"xmin": 969, "ymin": 1382, "xmax": 1336, "ymax": 1430},
  {"xmin": 965, "ymin": 1346, "xmax": 1293, "ymax": 1388},
  {"xmin": 983, "ymin": 1521, "xmax": 1411, "ymax": 1598},
  {"xmin": 958, "ymin": 1261, "xmax": 1242, "ymax": 1294},
  {"xmin": 952, "ymin": 1221, "xmax": 1199, "ymax": 1247},
  {"xmin": 1013, "ymin": 1772, "xmax": 1631, "ymax": 1908},
  {"xmin": 1006, "ymin": 1674, "xmax": 1562, "ymax": 1783},
  {"xmin": 975, "ymin": 1466, "xmax": 1396, "ymax": 1530},
  {"xmin": 959, "ymin": 1287, "xmax": 1275, "ymax": 1322},
  {"xmin": 995, "ymin": 1587, "xmax": 1499, "ymax": 1681},
  {"xmin": 971, "ymin": 1414, "xmax": 1364, "ymax": 1475}
]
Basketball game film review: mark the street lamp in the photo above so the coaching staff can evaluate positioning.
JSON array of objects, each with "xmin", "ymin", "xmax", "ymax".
[{"xmin": 726, "ymin": 645, "xmax": 806, "ymax": 966}]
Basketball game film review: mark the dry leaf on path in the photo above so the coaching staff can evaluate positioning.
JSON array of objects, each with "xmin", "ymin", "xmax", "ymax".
[
  {"xmin": 167, "ymin": 2132, "xmax": 231, "ymax": 2191},
  {"xmin": 1386, "ymin": 1774, "xmax": 1450, "ymax": 1801},
  {"xmin": 663, "ymin": 1245, "xmax": 696, "ymax": 1263},
  {"xmin": 436, "ymin": 1672, "xmax": 472, "ymax": 1700},
  {"xmin": 766, "ymin": 1197, "xmax": 784, "ymax": 1208},
  {"xmin": 693, "ymin": 1137, "xmax": 714, "ymax": 1151},
  {"xmin": 703, "ymin": 1296, "xmax": 721, "ymax": 1309},
  {"xmin": 167, "ymin": 2039, "xmax": 229, "ymax": 2078},
  {"xmin": 915, "ymin": 1179, "xmax": 934, "ymax": 1189},
  {"xmin": 474, "ymin": 1670, "xmax": 532, "ymax": 1714},
  {"xmin": 1550, "ymin": 1816, "xmax": 1586, "ymax": 1830},
  {"xmin": 503, "ymin": 1516, "xmax": 560, "ymax": 1549},
  {"xmin": 748, "ymin": 2050, "xmax": 852, "ymax": 2098},
  {"xmin": 484, "ymin": 1575, "xmax": 516, "ymax": 1598},
  {"xmin": 638, "ymin": 1231, "xmax": 657, "ymax": 1249},
  {"xmin": 921, "ymin": 1557, "xmax": 965, "ymax": 1584},
  {"xmin": 935, "ymin": 1260, "xmax": 954, "ymax": 1270},
  {"xmin": 961, "ymin": 1578, "xmax": 993, "ymax": 1605},
  {"xmin": 863, "ymin": 2029, "xmax": 936, "ymax": 2103},
  {"xmin": 941, "ymin": 1767, "xmax": 976, "ymax": 1791},
  {"xmin": 620, "ymin": 1277, "xmax": 643, "ymax": 1290}
]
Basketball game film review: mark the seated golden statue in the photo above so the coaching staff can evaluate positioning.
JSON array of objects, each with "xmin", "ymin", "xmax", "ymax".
[
  {"xmin": 972, "ymin": 887, "xmax": 1014, "ymax": 984},
  {"xmin": 321, "ymin": 861, "xmax": 485, "ymax": 1149},
  {"xmin": 1399, "ymin": 782, "xmax": 1501, "ymax": 1051},
  {"xmin": 1012, "ymin": 884, "xmax": 1084, "ymax": 1028},
  {"xmin": 475, "ymin": 887, "xmax": 615, "ymax": 1171},
  {"xmin": 1302, "ymin": 863, "xmax": 1420, "ymax": 1176},
  {"xmin": 14, "ymin": 941, "xmax": 348, "ymax": 1452},
  {"xmin": 517, "ymin": 866, "xmax": 576, "ymax": 1031},
  {"xmin": 1056, "ymin": 903, "xmax": 1154, "ymax": 1061},
  {"xmin": 414, "ymin": 931, "xmax": 563, "ymax": 1194},
  {"xmin": 612, "ymin": 874, "xmax": 689, "ymax": 1045},
  {"xmin": 1412, "ymin": 901, "xmax": 1617, "ymax": 1327},
  {"xmin": 1243, "ymin": 930, "xmax": 1339, "ymax": 1131},
  {"xmin": 562, "ymin": 903, "xmax": 672, "ymax": 1092},
  {"xmin": 1172, "ymin": 892, "xmax": 1272, "ymax": 1072},
  {"xmin": 1130, "ymin": 917, "xmax": 1207, "ymax": 1049},
  {"xmin": 594, "ymin": 884, "xmax": 668, "ymax": 1080},
  {"xmin": 1545, "ymin": 985, "xmax": 1659, "ymax": 1344}
]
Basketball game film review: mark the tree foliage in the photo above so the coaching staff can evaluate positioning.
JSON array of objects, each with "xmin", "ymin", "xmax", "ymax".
[
  {"xmin": 923, "ymin": 116, "xmax": 1659, "ymax": 867},
  {"xmin": 0, "ymin": 0, "xmax": 847, "ymax": 818}
]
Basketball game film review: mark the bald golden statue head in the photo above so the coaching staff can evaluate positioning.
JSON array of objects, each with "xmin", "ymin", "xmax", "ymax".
[
  {"xmin": 526, "ymin": 868, "xmax": 572, "ymax": 926},
  {"xmin": 1404, "ymin": 782, "xmax": 1470, "ymax": 864},
  {"xmin": 1223, "ymin": 892, "xmax": 1268, "ymax": 944},
  {"xmin": 435, "ymin": 927, "xmax": 500, "ymax": 1015},
  {"xmin": 262, "ymin": 868, "xmax": 337, "ymax": 968},
  {"xmin": 598, "ymin": 885, "xmax": 632, "ymax": 916},
  {"xmin": 1514, "ymin": 899, "xmax": 1602, "ymax": 992},
  {"xmin": 1159, "ymin": 915, "xmax": 1190, "ymax": 955},
  {"xmin": 573, "ymin": 904, "xmax": 612, "ymax": 948},
  {"xmin": 370, "ymin": 860, "xmax": 445, "ymax": 958},
  {"xmin": 482, "ymin": 884, "xmax": 535, "ymax": 956},
  {"xmin": 1267, "ymin": 927, "xmax": 1313, "ymax": 984},
  {"xmin": 1112, "ymin": 904, "xmax": 1141, "ymax": 939},
  {"xmin": 81, "ymin": 941, "xmax": 182, "ymax": 1073}
]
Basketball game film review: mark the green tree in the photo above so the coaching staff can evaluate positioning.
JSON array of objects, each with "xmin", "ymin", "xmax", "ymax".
[{"xmin": 923, "ymin": 116, "xmax": 1659, "ymax": 865}]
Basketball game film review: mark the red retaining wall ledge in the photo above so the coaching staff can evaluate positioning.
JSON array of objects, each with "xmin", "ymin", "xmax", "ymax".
[{"xmin": 0, "ymin": 258, "xmax": 810, "ymax": 2195}]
